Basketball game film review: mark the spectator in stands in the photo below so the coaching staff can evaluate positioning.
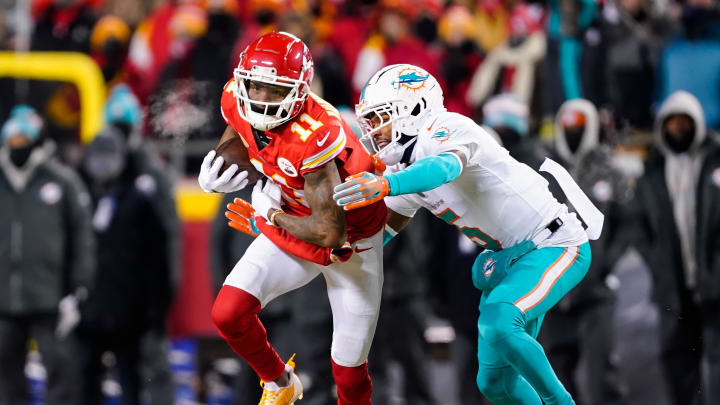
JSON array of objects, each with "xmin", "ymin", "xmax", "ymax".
[
  {"xmin": 437, "ymin": 5, "xmax": 482, "ymax": 116},
  {"xmin": 626, "ymin": 90, "xmax": 720, "ymax": 405},
  {"xmin": 0, "ymin": 105, "xmax": 94, "ymax": 405},
  {"xmin": 77, "ymin": 128, "xmax": 172, "ymax": 405},
  {"xmin": 482, "ymin": 93, "xmax": 547, "ymax": 169},
  {"xmin": 150, "ymin": 0, "xmax": 239, "ymax": 142},
  {"xmin": 468, "ymin": 2, "xmax": 546, "ymax": 112},
  {"xmin": 280, "ymin": 11, "xmax": 352, "ymax": 108},
  {"xmin": 102, "ymin": 0, "xmax": 163, "ymax": 28},
  {"xmin": 29, "ymin": 0, "xmax": 100, "ymax": 153},
  {"xmin": 104, "ymin": 85, "xmax": 178, "ymax": 405},
  {"xmin": 598, "ymin": 0, "xmax": 677, "ymax": 130},
  {"xmin": 230, "ymin": 0, "xmax": 282, "ymax": 68},
  {"xmin": 352, "ymin": 0, "xmax": 440, "ymax": 102},
  {"xmin": 540, "ymin": 98, "xmax": 630, "ymax": 405},
  {"xmin": 31, "ymin": 0, "xmax": 98, "ymax": 53},
  {"xmin": 657, "ymin": 0, "xmax": 720, "ymax": 129},
  {"xmin": 327, "ymin": 1, "xmax": 374, "ymax": 96},
  {"xmin": 473, "ymin": 0, "xmax": 511, "ymax": 53},
  {"xmin": 542, "ymin": 0, "xmax": 596, "ymax": 114},
  {"xmin": 680, "ymin": 0, "xmax": 720, "ymax": 41},
  {"xmin": 89, "ymin": 15, "xmax": 131, "ymax": 85},
  {"xmin": 125, "ymin": 2, "xmax": 208, "ymax": 105}
]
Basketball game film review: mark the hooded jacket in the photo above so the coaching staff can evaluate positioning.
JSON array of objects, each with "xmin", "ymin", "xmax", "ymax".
[
  {"xmin": 552, "ymin": 99, "xmax": 632, "ymax": 308},
  {"xmin": 629, "ymin": 91, "xmax": 720, "ymax": 310},
  {"xmin": 0, "ymin": 141, "xmax": 95, "ymax": 315},
  {"xmin": 79, "ymin": 148, "xmax": 172, "ymax": 337}
]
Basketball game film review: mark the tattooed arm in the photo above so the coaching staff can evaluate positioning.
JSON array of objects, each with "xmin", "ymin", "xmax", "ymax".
[{"xmin": 270, "ymin": 161, "xmax": 347, "ymax": 249}]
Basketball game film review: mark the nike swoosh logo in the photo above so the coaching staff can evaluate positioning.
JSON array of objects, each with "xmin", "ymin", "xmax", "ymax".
[
  {"xmin": 316, "ymin": 132, "xmax": 331, "ymax": 147},
  {"xmin": 427, "ymin": 118, "xmax": 438, "ymax": 132},
  {"xmin": 354, "ymin": 247, "xmax": 372, "ymax": 253}
]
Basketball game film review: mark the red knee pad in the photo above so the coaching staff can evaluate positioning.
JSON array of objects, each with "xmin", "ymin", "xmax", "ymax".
[
  {"xmin": 211, "ymin": 285, "xmax": 261, "ymax": 337},
  {"xmin": 211, "ymin": 286, "xmax": 284, "ymax": 381},
  {"xmin": 331, "ymin": 359, "xmax": 372, "ymax": 405}
]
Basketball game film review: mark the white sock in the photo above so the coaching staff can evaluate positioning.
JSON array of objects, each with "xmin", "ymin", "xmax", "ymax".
[{"xmin": 264, "ymin": 366, "xmax": 294, "ymax": 391}]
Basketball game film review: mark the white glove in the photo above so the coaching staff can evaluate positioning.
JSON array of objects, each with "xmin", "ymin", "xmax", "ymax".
[
  {"xmin": 198, "ymin": 150, "xmax": 249, "ymax": 193},
  {"xmin": 56, "ymin": 295, "xmax": 80, "ymax": 339},
  {"xmin": 251, "ymin": 179, "xmax": 282, "ymax": 220}
]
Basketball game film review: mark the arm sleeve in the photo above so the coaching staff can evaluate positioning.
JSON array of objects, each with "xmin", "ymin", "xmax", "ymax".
[{"xmin": 385, "ymin": 152, "xmax": 463, "ymax": 196}]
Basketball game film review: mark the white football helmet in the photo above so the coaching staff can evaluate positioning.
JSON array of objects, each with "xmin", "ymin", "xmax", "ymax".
[{"xmin": 356, "ymin": 64, "xmax": 445, "ymax": 165}]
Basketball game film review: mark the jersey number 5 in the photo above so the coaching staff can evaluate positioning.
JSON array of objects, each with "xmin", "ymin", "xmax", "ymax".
[{"xmin": 291, "ymin": 113, "xmax": 324, "ymax": 141}]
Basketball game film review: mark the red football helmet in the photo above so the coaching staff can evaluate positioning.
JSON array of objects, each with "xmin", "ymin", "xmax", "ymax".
[{"xmin": 233, "ymin": 31, "xmax": 314, "ymax": 130}]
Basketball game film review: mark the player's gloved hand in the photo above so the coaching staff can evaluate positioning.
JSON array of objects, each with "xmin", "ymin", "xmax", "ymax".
[
  {"xmin": 198, "ymin": 150, "xmax": 249, "ymax": 193},
  {"xmin": 333, "ymin": 171, "xmax": 390, "ymax": 211},
  {"xmin": 56, "ymin": 294, "xmax": 80, "ymax": 339},
  {"xmin": 251, "ymin": 179, "xmax": 282, "ymax": 220},
  {"xmin": 226, "ymin": 197, "xmax": 261, "ymax": 237}
]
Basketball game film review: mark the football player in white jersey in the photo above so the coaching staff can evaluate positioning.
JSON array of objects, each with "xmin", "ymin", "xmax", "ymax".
[{"xmin": 333, "ymin": 64, "xmax": 603, "ymax": 405}]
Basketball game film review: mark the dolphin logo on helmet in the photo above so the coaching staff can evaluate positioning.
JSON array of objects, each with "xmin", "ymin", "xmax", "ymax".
[{"xmin": 393, "ymin": 69, "xmax": 430, "ymax": 91}]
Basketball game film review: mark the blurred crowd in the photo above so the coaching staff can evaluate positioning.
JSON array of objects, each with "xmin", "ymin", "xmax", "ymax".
[{"xmin": 0, "ymin": 0, "xmax": 719, "ymax": 404}]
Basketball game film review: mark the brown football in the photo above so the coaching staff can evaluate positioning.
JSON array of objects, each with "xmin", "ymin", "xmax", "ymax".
[{"xmin": 214, "ymin": 136, "xmax": 263, "ymax": 184}]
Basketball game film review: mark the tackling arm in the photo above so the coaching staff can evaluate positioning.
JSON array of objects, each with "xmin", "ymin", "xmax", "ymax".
[
  {"xmin": 385, "ymin": 151, "xmax": 465, "ymax": 196},
  {"xmin": 334, "ymin": 151, "xmax": 466, "ymax": 210},
  {"xmin": 271, "ymin": 161, "xmax": 348, "ymax": 249}
]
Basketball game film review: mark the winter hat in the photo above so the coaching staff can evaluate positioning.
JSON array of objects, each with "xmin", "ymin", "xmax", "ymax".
[
  {"xmin": 104, "ymin": 84, "xmax": 142, "ymax": 130},
  {"xmin": 482, "ymin": 93, "xmax": 529, "ymax": 136},
  {"xmin": 1, "ymin": 105, "xmax": 43, "ymax": 143}
]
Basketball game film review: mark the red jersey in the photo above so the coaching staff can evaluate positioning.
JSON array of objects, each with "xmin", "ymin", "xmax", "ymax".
[{"xmin": 220, "ymin": 79, "xmax": 387, "ymax": 246}]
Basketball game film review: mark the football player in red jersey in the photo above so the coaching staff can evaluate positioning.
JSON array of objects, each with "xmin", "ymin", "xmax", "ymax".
[{"xmin": 198, "ymin": 32, "xmax": 387, "ymax": 405}]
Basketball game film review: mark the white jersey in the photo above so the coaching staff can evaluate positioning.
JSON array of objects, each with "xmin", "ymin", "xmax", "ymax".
[{"xmin": 385, "ymin": 111, "xmax": 588, "ymax": 250}]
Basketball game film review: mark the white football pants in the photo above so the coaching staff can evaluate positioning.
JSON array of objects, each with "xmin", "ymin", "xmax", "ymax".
[{"xmin": 223, "ymin": 231, "xmax": 384, "ymax": 367}]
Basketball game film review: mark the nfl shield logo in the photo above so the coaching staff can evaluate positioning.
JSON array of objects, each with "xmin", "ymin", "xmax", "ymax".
[{"xmin": 483, "ymin": 258, "xmax": 497, "ymax": 277}]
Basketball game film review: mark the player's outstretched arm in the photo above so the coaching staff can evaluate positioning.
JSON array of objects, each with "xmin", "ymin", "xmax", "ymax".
[
  {"xmin": 271, "ymin": 161, "xmax": 347, "ymax": 249},
  {"xmin": 334, "ymin": 152, "xmax": 465, "ymax": 210}
]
